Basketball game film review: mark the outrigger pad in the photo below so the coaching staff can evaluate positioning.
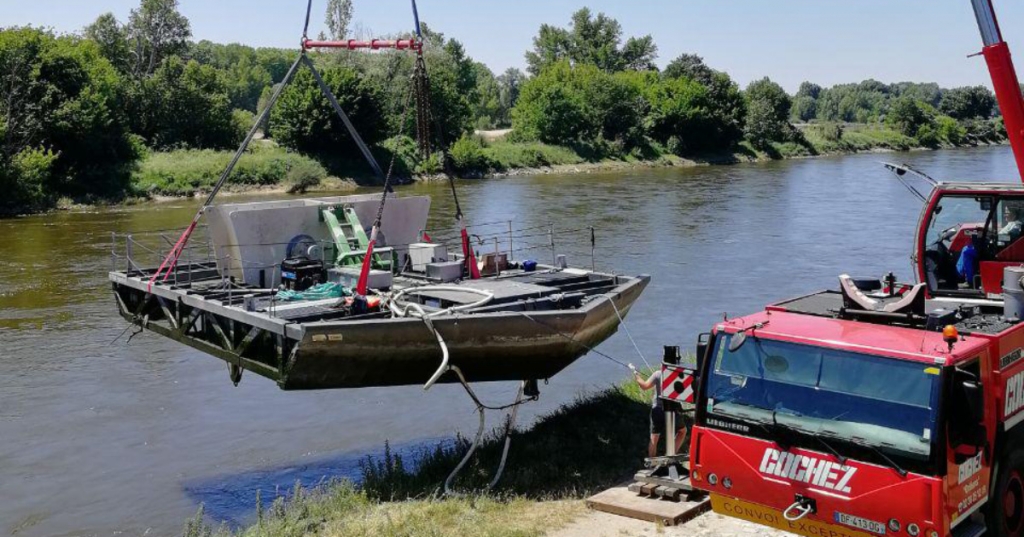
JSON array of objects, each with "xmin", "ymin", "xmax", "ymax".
[{"xmin": 838, "ymin": 274, "xmax": 926, "ymax": 315}]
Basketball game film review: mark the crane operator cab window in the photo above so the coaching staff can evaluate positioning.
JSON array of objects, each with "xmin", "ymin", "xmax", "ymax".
[{"xmin": 924, "ymin": 194, "xmax": 1024, "ymax": 295}]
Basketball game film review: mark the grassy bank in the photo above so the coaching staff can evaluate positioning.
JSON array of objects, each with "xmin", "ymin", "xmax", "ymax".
[
  {"xmin": 184, "ymin": 380, "xmax": 650, "ymax": 537},
  {"xmin": 133, "ymin": 145, "xmax": 333, "ymax": 197},
  {"xmin": 129, "ymin": 121, "xmax": 1006, "ymax": 201}
]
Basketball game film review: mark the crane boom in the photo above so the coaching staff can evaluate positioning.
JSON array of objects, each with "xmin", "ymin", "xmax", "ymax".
[{"xmin": 973, "ymin": 0, "xmax": 1024, "ymax": 182}]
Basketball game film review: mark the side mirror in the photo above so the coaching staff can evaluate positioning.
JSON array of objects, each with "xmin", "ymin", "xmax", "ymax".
[
  {"xmin": 962, "ymin": 379, "xmax": 984, "ymax": 425},
  {"xmin": 950, "ymin": 369, "xmax": 986, "ymax": 451},
  {"xmin": 696, "ymin": 333, "xmax": 710, "ymax": 364}
]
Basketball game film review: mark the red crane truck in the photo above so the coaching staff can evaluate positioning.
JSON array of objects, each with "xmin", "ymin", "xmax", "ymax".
[{"xmin": 687, "ymin": 2, "xmax": 1024, "ymax": 537}]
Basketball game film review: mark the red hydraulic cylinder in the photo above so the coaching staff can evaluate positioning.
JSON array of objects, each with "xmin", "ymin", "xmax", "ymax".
[
  {"xmin": 983, "ymin": 42, "xmax": 1024, "ymax": 183},
  {"xmin": 972, "ymin": 0, "xmax": 1024, "ymax": 182},
  {"xmin": 302, "ymin": 38, "xmax": 421, "ymax": 51}
]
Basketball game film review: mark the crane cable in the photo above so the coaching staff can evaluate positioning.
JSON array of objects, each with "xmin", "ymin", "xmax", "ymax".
[
  {"xmin": 355, "ymin": 83, "xmax": 416, "ymax": 295},
  {"xmin": 408, "ymin": 0, "xmax": 480, "ymax": 279}
]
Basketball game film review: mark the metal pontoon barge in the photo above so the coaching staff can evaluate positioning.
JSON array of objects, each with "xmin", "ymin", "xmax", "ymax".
[{"xmin": 109, "ymin": 195, "xmax": 649, "ymax": 390}]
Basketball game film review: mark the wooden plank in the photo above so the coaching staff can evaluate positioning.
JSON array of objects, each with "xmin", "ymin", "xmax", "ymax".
[{"xmin": 586, "ymin": 484, "xmax": 710, "ymax": 527}]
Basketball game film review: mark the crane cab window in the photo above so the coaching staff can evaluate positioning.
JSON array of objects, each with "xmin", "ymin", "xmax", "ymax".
[{"xmin": 924, "ymin": 194, "xmax": 1024, "ymax": 294}]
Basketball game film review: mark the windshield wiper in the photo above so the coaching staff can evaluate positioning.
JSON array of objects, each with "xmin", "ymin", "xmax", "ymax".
[
  {"xmin": 856, "ymin": 441, "xmax": 908, "ymax": 478},
  {"xmin": 814, "ymin": 435, "xmax": 848, "ymax": 465}
]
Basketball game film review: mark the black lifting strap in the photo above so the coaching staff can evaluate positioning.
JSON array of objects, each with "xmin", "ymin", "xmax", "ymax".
[{"xmin": 301, "ymin": 54, "xmax": 388, "ymax": 184}]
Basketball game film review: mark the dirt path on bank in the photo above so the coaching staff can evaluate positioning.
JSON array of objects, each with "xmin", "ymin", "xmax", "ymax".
[{"xmin": 548, "ymin": 509, "xmax": 791, "ymax": 537}]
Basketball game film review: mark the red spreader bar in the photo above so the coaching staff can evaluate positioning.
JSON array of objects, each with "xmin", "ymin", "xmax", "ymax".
[{"xmin": 302, "ymin": 38, "xmax": 422, "ymax": 51}]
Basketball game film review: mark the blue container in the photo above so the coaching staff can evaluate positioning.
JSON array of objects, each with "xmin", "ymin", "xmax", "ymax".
[{"xmin": 523, "ymin": 259, "xmax": 538, "ymax": 272}]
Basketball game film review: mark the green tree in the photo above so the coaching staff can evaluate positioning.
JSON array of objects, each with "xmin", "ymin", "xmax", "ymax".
[
  {"xmin": 0, "ymin": 27, "xmax": 141, "ymax": 211},
  {"xmin": 940, "ymin": 86, "xmax": 996, "ymax": 120},
  {"xmin": 662, "ymin": 54, "xmax": 714, "ymax": 84},
  {"xmin": 135, "ymin": 57, "xmax": 238, "ymax": 149},
  {"xmin": 791, "ymin": 95, "xmax": 817, "ymax": 122},
  {"xmin": 744, "ymin": 77, "xmax": 793, "ymax": 149},
  {"xmin": 887, "ymin": 97, "xmax": 933, "ymax": 137},
  {"xmin": 512, "ymin": 62, "xmax": 596, "ymax": 144},
  {"xmin": 255, "ymin": 48, "xmax": 297, "ymax": 83},
  {"xmin": 222, "ymin": 56, "xmax": 272, "ymax": 112},
  {"xmin": 469, "ymin": 62, "xmax": 502, "ymax": 129},
  {"xmin": 84, "ymin": 13, "xmax": 131, "ymax": 74},
  {"xmin": 525, "ymin": 8, "xmax": 655, "ymax": 74},
  {"xmin": 661, "ymin": 55, "xmax": 746, "ymax": 147},
  {"xmin": 325, "ymin": 0, "xmax": 354, "ymax": 40},
  {"xmin": 127, "ymin": 0, "xmax": 191, "ymax": 77},
  {"xmin": 496, "ymin": 68, "xmax": 526, "ymax": 127},
  {"xmin": 640, "ymin": 74, "xmax": 712, "ymax": 152},
  {"xmin": 270, "ymin": 66, "xmax": 385, "ymax": 158},
  {"xmin": 795, "ymin": 81, "xmax": 822, "ymax": 100}
]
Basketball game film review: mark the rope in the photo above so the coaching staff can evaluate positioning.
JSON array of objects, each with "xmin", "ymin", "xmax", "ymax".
[
  {"xmin": 609, "ymin": 297, "xmax": 652, "ymax": 371},
  {"xmin": 517, "ymin": 311, "xmax": 633, "ymax": 370}
]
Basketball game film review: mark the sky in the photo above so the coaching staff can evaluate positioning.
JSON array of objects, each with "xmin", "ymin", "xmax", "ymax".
[{"xmin": 4, "ymin": 1, "xmax": 1024, "ymax": 92}]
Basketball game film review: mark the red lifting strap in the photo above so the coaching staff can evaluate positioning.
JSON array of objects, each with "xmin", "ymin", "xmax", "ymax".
[{"xmin": 302, "ymin": 38, "xmax": 422, "ymax": 51}]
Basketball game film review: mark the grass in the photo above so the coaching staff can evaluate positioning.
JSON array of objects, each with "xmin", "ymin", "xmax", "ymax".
[
  {"xmin": 182, "ymin": 380, "xmax": 650, "ymax": 537},
  {"xmin": 482, "ymin": 141, "xmax": 585, "ymax": 171},
  {"xmin": 134, "ymin": 144, "xmax": 330, "ymax": 197}
]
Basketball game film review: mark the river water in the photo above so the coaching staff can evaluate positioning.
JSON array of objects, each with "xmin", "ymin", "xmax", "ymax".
[{"xmin": 0, "ymin": 146, "xmax": 1018, "ymax": 536}]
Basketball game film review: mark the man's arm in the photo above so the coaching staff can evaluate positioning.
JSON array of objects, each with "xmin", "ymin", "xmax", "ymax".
[{"xmin": 634, "ymin": 368, "xmax": 657, "ymax": 390}]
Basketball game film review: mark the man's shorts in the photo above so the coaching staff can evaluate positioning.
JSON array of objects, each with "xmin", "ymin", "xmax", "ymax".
[
  {"xmin": 651, "ymin": 406, "xmax": 694, "ymax": 436},
  {"xmin": 650, "ymin": 407, "xmax": 666, "ymax": 435}
]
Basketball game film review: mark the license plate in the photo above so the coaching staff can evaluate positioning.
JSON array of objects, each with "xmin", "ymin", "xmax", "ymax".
[
  {"xmin": 835, "ymin": 512, "xmax": 886, "ymax": 535},
  {"xmin": 711, "ymin": 494, "xmax": 875, "ymax": 537}
]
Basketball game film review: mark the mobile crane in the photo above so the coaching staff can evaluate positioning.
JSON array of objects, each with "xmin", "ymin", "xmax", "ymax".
[{"xmin": 685, "ymin": 2, "xmax": 1024, "ymax": 537}]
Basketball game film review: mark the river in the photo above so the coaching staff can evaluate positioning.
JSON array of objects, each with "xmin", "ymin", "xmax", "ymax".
[{"xmin": 0, "ymin": 145, "xmax": 1017, "ymax": 536}]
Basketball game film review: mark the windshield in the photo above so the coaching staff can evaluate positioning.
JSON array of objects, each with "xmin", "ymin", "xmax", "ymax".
[{"xmin": 706, "ymin": 335, "xmax": 942, "ymax": 459}]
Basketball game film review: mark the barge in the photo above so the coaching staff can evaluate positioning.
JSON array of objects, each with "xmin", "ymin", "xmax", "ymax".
[{"xmin": 109, "ymin": 195, "xmax": 649, "ymax": 390}]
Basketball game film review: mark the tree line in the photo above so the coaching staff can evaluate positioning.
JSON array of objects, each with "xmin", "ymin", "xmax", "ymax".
[{"xmin": 0, "ymin": 1, "xmax": 1009, "ymax": 216}]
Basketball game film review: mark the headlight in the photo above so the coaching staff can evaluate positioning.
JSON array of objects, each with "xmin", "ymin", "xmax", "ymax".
[
  {"xmin": 708, "ymin": 473, "xmax": 719, "ymax": 486},
  {"xmin": 928, "ymin": 531, "xmax": 938, "ymax": 537},
  {"xmin": 888, "ymin": 519, "xmax": 901, "ymax": 532},
  {"xmin": 907, "ymin": 524, "xmax": 920, "ymax": 536},
  {"xmin": 691, "ymin": 470, "xmax": 701, "ymax": 481},
  {"xmin": 723, "ymin": 477, "xmax": 733, "ymax": 489}
]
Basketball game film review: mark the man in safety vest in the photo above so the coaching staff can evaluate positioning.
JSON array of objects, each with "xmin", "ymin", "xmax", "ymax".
[{"xmin": 631, "ymin": 364, "xmax": 689, "ymax": 458}]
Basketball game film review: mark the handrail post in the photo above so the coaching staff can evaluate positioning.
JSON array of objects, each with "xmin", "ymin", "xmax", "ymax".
[
  {"xmin": 508, "ymin": 221, "xmax": 513, "ymax": 261},
  {"xmin": 549, "ymin": 224, "xmax": 555, "ymax": 265},
  {"xmin": 126, "ymin": 234, "xmax": 134, "ymax": 272}
]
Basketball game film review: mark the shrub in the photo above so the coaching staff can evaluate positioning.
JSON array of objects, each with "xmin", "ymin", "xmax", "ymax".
[
  {"xmin": 814, "ymin": 122, "xmax": 844, "ymax": 142},
  {"xmin": 232, "ymin": 109, "xmax": 256, "ymax": 143},
  {"xmin": 936, "ymin": 115, "xmax": 967, "ymax": 145},
  {"xmin": 0, "ymin": 146, "xmax": 59, "ymax": 215},
  {"xmin": 887, "ymin": 97, "xmax": 933, "ymax": 137},
  {"xmin": 134, "ymin": 147, "xmax": 326, "ymax": 196},
  {"xmin": 666, "ymin": 135, "xmax": 684, "ymax": 156},
  {"xmin": 449, "ymin": 134, "xmax": 491, "ymax": 173}
]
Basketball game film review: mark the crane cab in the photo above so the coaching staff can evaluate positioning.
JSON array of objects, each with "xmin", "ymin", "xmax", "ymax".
[{"xmin": 916, "ymin": 183, "xmax": 1024, "ymax": 298}]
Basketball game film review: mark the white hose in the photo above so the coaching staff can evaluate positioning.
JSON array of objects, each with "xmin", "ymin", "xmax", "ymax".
[
  {"xmin": 388, "ymin": 285, "xmax": 494, "ymax": 318},
  {"xmin": 384, "ymin": 285, "xmax": 493, "ymax": 390}
]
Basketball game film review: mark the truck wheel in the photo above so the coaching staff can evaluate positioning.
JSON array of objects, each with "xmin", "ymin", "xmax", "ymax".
[{"xmin": 990, "ymin": 449, "xmax": 1024, "ymax": 537}]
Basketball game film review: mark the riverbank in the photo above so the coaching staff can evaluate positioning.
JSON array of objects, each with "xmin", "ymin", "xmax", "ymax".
[
  {"xmin": 3, "ymin": 122, "xmax": 1006, "ymax": 216},
  {"xmin": 138, "ymin": 121, "xmax": 1005, "ymax": 195},
  {"xmin": 182, "ymin": 379, "xmax": 653, "ymax": 537}
]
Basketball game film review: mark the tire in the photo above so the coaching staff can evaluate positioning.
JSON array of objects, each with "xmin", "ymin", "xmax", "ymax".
[{"xmin": 989, "ymin": 447, "xmax": 1024, "ymax": 537}]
